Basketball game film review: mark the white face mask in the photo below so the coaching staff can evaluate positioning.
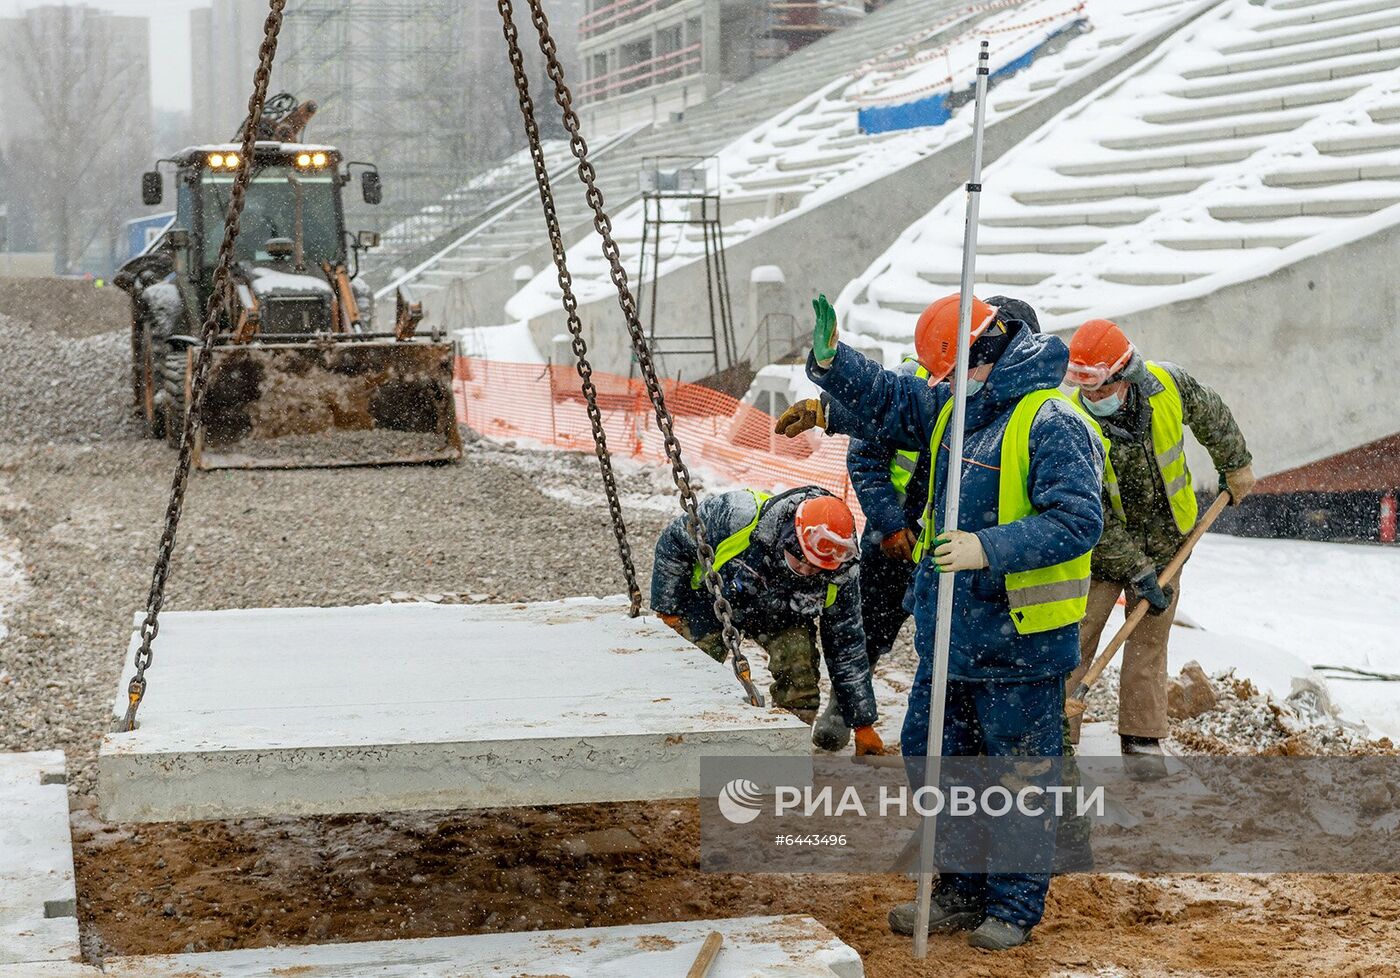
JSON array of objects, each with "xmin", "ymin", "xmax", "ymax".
[
  {"xmin": 1084, "ymin": 390, "xmax": 1123, "ymax": 417},
  {"xmin": 964, "ymin": 378, "xmax": 986, "ymax": 398}
]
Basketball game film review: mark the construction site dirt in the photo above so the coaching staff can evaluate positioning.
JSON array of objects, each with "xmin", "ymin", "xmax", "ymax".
[{"xmin": 3, "ymin": 289, "xmax": 1399, "ymax": 977}]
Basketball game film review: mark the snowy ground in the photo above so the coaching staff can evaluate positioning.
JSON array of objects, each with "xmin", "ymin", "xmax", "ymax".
[{"xmin": 1181, "ymin": 534, "xmax": 1400, "ymax": 741}]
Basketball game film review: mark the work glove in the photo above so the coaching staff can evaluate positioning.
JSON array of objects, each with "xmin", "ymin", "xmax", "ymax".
[
  {"xmin": 854, "ymin": 725, "xmax": 886, "ymax": 756},
  {"xmin": 812, "ymin": 293, "xmax": 839, "ymax": 368},
  {"xmin": 1219, "ymin": 464, "xmax": 1256, "ymax": 505},
  {"xmin": 1128, "ymin": 568, "xmax": 1174, "ymax": 617},
  {"xmin": 658, "ymin": 613, "xmax": 684, "ymax": 633},
  {"xmin": 880, "ymin": 527, "xmax": 917, "ymax": 562},
  {"xmin": 932, "ymin": 530, "xmax": 988, "ymax": 573},
  {"xmin": 774, "ymin": 397, "xmax": 826, "ymax": 438}
]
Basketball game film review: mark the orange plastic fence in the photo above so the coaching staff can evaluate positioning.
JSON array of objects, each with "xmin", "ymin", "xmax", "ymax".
[{"xmin": 454, "ymin": 357, "xmax": 866, "ymax": 523}]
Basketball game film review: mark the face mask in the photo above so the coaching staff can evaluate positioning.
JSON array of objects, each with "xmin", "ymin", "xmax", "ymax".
[
  {"xmin": 1084, "ymin": 391, "xmax": 1123, "ymax": 417},
  {"xmin": 964, "ymin": 378, "xmax": 985, "ymax": 398}
]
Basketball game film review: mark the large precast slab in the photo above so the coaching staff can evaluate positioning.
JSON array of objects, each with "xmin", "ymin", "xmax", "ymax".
[
  {"xmin": 0, "ymin": 915, "xmax": 862, "ymax": 978},
  {"xmin": 0, "ymin": 751, "xmax": 79, "ymax": 966},
  {"xmin": 99, "ymin": 600, "xmax": 810, "ymax": 822}
]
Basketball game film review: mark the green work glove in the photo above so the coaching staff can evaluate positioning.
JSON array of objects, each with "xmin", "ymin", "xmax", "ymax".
[{"xmin": 812, "ymin": 293, "xmax": 839, "ymax": 368}]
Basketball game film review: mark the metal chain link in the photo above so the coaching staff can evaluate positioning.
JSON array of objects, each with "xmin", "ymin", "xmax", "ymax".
[
  {"xmin": 496, "ymin": 0, "xmax": 642, "ymax": 616},
  {"xmin": 520, "ymin": 0, "xmax": 762, "ymax": 707},
  {"xmin": 121, "ymin": 0, "xmax": 286, "ymax": 732}
]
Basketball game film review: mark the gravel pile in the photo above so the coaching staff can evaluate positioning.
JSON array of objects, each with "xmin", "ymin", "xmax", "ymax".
[
  {"xmin": 0, "ymin": 277, "xmax": 129, "ymax": 338},
  {"xmin": 0, "ymin": 313, "xmax": 139, "ymax": 444},
  {"xmin": 1084, "ymin": 664, "xmax": 1374, "ymax": 755}
]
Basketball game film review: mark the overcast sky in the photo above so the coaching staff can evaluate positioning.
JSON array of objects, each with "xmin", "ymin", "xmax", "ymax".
[{"xmin": 1, "ymin": 0, "xmax": 201, "ymax": 113}]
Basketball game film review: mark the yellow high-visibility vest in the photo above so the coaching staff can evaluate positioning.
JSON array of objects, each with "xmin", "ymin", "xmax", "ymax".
[
  {"xmin": 690, "ymin": 489, "xmax": 838, "ymax": 608},
  {"xmin": 1070, "ymin": 361, "xmax": 1197, "ymax": 534},
  {"xmin": 1068, "ymin": 403, "xmax": 1125, "ymax": 523},
  {"xmin": 913, "ymin": 390, "xmax": 1093, "ymax": 635},
  {"xmin": 889, "ymin": 358, "xmax": 931, "ymax": 500}
]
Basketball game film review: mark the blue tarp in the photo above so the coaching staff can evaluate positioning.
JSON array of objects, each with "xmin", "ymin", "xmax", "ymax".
[{"xmin": 857, "ymin": 19, "xmax": 1088, "ymax": 136}]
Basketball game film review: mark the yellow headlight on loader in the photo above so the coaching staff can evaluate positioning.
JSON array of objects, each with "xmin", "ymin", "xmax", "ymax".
[
  {"xmin": 312, "ymin": 152, "xmax": 327, "ymax": 167},
  {"xmin": 296, "ymin": 152, "xmax": 312, "ymax": 167},
  {"xmin": 208, "ymin": 152, "xmax": 225, "ymax": 168}
]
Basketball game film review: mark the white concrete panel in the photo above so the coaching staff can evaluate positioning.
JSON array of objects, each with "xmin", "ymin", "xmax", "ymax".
[
  {"xmin": 0, "ymin": 752, "xmax": 79, "ymax": 966},
  {"xmin": 0, "ymin": 916, "xmax": 861, "ymax": 978},
  {"xmin": 99, "ymin": 600, "xmax": 811, "ymax": 822},
  {"xmin": 164, "ymin": 916, "xmax": 856, "ymax": 977}
]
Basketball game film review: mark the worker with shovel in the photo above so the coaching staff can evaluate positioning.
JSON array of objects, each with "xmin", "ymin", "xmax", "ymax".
[
  {"xmin": 776, "ymin": 293, "xmax": 1104, "ymax": 950},
  {"xmin": 812, "ymin": 296, "xmax": 1043, "ymax": 754},
  {"xmin": 651, "ymin": 486, "xmax": 885, "ymax": 756},
  {"xmin": 1063, "ymin": 319, "xmax": 1254, "ymax": 778}
]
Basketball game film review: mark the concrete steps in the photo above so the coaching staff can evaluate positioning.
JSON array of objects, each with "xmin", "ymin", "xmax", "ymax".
[
  {"xmin": 1184, "ymin": 28, "xmax": 1400, "ymax": 78},
  {"xmin": 1101, "ymin": 112, "xmax": 1313, "ymax": 150},
  {"xmin": 1055, "ymin": 145, "xmax": 1256, "ymax": 176},
  {"xmin": 1141, "ymin": 82, "xmax": 1364, "ymax": 125},
  {"xmin": 841, "ymin": 0, "xmax": 1400, "ymax": 347},
  {"xmin": 1012, "ymin": 176, "xmax": 1205, "ymax": 205},
  {"xmin": 1223, "ymin": 8, "xmax": 1400, "ymax": 54}
]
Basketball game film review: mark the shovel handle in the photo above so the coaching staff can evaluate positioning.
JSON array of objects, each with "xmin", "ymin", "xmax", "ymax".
[{"xmin": 1066, "ymin": 492, "xmax": 1231, "ymax": 716}]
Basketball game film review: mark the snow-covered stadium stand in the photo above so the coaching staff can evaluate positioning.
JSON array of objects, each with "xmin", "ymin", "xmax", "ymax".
[
  {"xmin": 838, "ymin": 0, "xmax": 1400, "ymax": 476},
  {"xmin": 498, "ymin": 0, "xmax": 1217, "ymax": 377},
  {"xmin": 375, "ymin": 0, "xmax": 982, "ymax": 327}
]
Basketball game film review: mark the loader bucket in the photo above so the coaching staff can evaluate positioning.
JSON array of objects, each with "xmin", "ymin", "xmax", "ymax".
[{"xmin": 191, "ymin": 339, "xmax": 462, "ymax": 469}]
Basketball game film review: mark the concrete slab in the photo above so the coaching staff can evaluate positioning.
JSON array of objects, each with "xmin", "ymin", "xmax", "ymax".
[
  {"xmin": 0, "ymin": 752, "xmax": 79, "ymax": 966},
  {"xmin": 0, "ymin": 915, "xmax": 861, "ymax": 978},
  {"xmin": 99, "ymin": 600, "xmax": 811, "ymax": 822}
]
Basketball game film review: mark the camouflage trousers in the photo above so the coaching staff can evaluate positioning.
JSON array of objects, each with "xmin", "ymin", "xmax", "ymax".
[{"xmin": 692, "ymin": 622, "xmax": 821, "ymax": 713}]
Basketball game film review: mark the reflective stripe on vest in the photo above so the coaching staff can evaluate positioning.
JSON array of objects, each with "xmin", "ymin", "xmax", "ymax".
[
  {"xmin": 889, "ymin": 359, "xmax": 931, "ymax": 500},
  {"xmin": 913, "ymin": 389, "xmax": 1093, "ymax": 635},
  {"xmin": 1072, "ymin": 363, "xmax": 1197, "ymax": 534},
  {"xmin": 689, "ymin": 489, "xmax": 838, "ymax": 608},
  {"xmin": 1068, "ymin": 401, "xmax": 1126, "ymax": 523}
]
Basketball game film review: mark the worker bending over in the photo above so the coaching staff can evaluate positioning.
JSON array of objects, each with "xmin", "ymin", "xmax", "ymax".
[
  {"xmin": 1063, "ymin": 319, "xmax": 1253, "ymax": 777},
  {"xmin": 777, "ymin": 294, "xmax": 1103, "ymax": 951},
  {"xmin": 651, "ymin": 486, "xmax": 884, "ymax": 755}
]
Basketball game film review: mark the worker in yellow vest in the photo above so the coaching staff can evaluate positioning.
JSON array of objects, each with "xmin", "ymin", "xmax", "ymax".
[
  {"xmin": 776, "ymin": 293, "xmax": 1104, "ymax": 951},
  {"xmin": 650, "ymin": 486, "xmax": 884, "ymax": 755},
  {"xmin": 1063, "ymin": 319, "xmax": 1254, "ymax": 778}
]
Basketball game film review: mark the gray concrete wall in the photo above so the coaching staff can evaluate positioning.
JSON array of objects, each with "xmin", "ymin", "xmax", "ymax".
[
  {"xmin": 517, "ymin": 1, "xmax": 1223, "ymax": 381},
  {"xmin": 1072, "ymin": 221, "xmax": 1400, "ymax": 482}
]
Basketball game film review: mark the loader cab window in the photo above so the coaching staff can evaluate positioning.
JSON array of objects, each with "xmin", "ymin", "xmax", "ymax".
[{"xmin": 199, "ymin": 165, "xmax": 341, "ymax": 268}]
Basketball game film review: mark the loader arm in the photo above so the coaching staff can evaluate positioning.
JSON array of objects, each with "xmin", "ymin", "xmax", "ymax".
[{"xmin": 323, "ymin": 261, "xmax": 362, "ymax": 333}]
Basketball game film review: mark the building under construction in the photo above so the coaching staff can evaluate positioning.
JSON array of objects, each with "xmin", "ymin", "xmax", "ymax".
[{"xmin": 576, "ymin": 0, "xmax": 871, "ymax": 133}]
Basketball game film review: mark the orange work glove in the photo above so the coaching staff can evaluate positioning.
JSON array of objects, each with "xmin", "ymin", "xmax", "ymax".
[
  {"xmin": 658, "ymin": 613, "xmax": 684, "ymax": 633},
  {"xmin": 880, "ymin": 527, "xmax": 917, "ymax": 562},
  {"xmin": 853, "ymin": 725, "xmax": 886, "ymax": 756}
]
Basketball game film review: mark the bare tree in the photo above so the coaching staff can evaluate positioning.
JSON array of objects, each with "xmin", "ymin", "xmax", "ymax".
[{"xmin": 4, "ymin": 5, "xmax": 150, "ymax": 274}]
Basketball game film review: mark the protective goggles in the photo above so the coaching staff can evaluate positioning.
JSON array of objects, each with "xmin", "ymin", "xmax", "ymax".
[
  {"xmin": 795, "ymin": 522, "xmax": 859, "ymax": 571},
  {"xmin": 1065, "ymin": 345, "xmax": 1135, "ymax": 391}
]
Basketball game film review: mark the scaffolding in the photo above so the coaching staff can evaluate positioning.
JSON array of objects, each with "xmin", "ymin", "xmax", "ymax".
[
  {"xmin": 635, "ymin": 156, "xmax": 738, "ymax": 383},
  {"xmin": 277, "ymin": 0, "xmax": 470, "ymax": 246}
]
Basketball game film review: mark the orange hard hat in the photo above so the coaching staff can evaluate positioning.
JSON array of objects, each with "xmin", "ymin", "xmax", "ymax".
[
  {"xmin": 793, "ymin": 495, "xmax": 858, "ymax": 571},
  {"xmin": 914, "ymin": 293, "xmax": 998, "ymax": 383},
  {"xmin": 1066, "ymin": 319, "xmax": 1134, "ymax": 390}
]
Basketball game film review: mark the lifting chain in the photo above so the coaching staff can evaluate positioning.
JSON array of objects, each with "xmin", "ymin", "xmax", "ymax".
[
  {"xmin": 121, "ymin": 0, "xmax": 286, "ymax": 732},
  {"xmin": 496, "ymin": 0, "xmax": 642, "ymax": 616},
  {"xmin": 508, "ymin": 0, "xmax": 763, "ymax": 707}
]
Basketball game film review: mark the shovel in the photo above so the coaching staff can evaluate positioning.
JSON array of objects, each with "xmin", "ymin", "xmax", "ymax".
[{"xmin": 1065, "ymin": 491, "xmax": 1231, "ymax": 718}]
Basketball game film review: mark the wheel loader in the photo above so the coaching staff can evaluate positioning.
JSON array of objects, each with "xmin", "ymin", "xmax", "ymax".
[{"xmin": 115, "ymin": 96, "xmax": 461, "ymax": 469}]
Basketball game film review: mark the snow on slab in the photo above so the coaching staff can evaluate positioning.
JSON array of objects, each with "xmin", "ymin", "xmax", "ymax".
[
  {"xmin": 2, "ymin": 916, "xmax": 861, "ymax": 978},
  {"xmin": 1180, "ymin": 534, "xmax": 1400, "ymax": 739},
  {"xmin": 0, "ymin": 752, "xmax": 79, "ymax": 967},
  {"xmin": 98, "ymin": 599, "xmax": 811, "ymax": 823}
]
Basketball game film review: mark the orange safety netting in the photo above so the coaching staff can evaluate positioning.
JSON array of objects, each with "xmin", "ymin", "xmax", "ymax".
[{"xmin": 454, "ymin": 357, "xmax": 866, "ymax": 523}]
